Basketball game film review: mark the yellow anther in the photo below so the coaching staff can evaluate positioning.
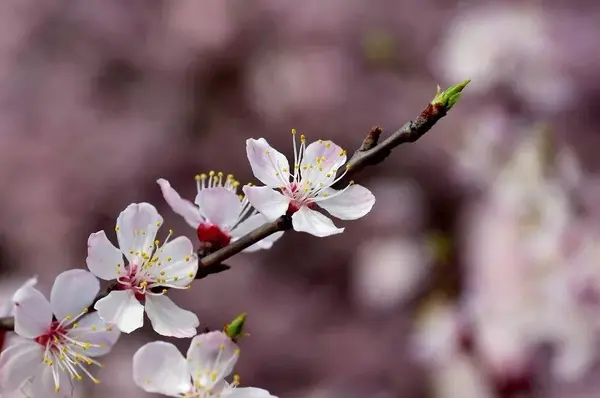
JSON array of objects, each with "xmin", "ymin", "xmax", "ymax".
[
  {"xmin": 219, "ymin": 344, "xmax": 225, "ymax": 350},
  {"xmin": 291, "ymin": 128, "xmax": 297, "ymax": 135},
  {"xmin": 55, "ymin": 386, "xmax": 60, "ymax": 392},
  {"xmin": 195, "ymin": 174, "xmax": 202, "ymax": 181},
  {"xmin": 339, "ymin": 150, "xmax": 346, "ymax": 156},
  {"xmin": 346, "ymin": 164, "xmax": 351, "ymax": 169},
  {"xmin": 264, "ymin": 149, "xmax": 270, "ymax": 154},
  {"xmin": 162, "ymin": 289, "xmax": 168, "ymax": 294},
  {"xmin": 318, "ymin": 139, "xmax": 323, "ymax": 144},
  {"xmin": 349, "ymin": 180, "xmax": 355, "ymax": 185},
  {"xmin": 72, "ymin": 322, "xmax": 79, "ymax": 328},
  {"xmin": 209, "ymin": 170, "xmax": 215, "ymax": 177},
  {"xmin": 217, "ymin": 172, "xmax": 224, "ymax": 177},
  {"xmin": 115, "ymin": 225, "xmax": 120, "ymax": 231},
  {"xmin": 188, "ymin": 272, "xmax": 194, "ymax": 278},
  {"xmin": 325, "ymin": 142, "xmax": 331, "ymax": 148},
  {"xmin": 83, "ymin": 307, "xmax": 89, "ymax": 313},
  {"xmin": 93, "ymin": 378, "xmax": 100, "ymax": 384},
  {"xmin": 300, "ymin": 134, "xmax": 306, "ymax": 142},
  {"xmin": 105, "ymin": 325, "xmax": 113, "ymax": 331},
  {"xmin": 169, "ymin": 229, "xmax": 173, "ymax": 235},
  {"xmin": 65, "ymin": 315, "xmax": 72, "ymax": 320},
  {"xmin": 91, "ymin": 326, "xmax": 97, "ymax": 331},
  {"xmin": 154, "ymin": 240, "xmax": 160, "ymax": 246},
  {"xmin": 160, "ymin": 270, "xmax": 166, "ymax": 276},
  {"xmin": 200, "ymin": 173, "xmax": 207, "ymax": 180},
  {"xmin": 185, "ymin": 256, "xmax": 190, "ymax": 261},
  {"xmin": 234, "ymin": 348, "xmax": 241, "ymax": 355},
  {"xmin": 156, "ymin": 222, "xmax": 162, "ymax": 227},
  {"xmin": 174, "ymin": 276, "xmax": 179, "ymax": 281},
  {"xmin": 166, "ymin": 256, "xmax": 172, "ymax": 262}
]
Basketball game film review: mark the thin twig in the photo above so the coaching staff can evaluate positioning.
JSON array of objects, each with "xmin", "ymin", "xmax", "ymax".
[{"xmin": 0, "ymin": 84, "xmax": 467, "ymax": 331}]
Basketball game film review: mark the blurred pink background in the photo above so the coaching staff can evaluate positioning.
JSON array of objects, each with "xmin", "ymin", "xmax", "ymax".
[{"xmin": 1, "ymin": 0, "xmax": 600, "ymax": 397}]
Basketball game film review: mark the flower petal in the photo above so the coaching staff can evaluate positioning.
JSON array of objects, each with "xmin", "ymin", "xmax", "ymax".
[
  {"xmin": 194, "ymin": 187, "xmax": 242, "ymax": 230},
  {"xmin": 116, "ymin": 203, "xmax": 163, "ymax": 262},
  {"xmin": 187, "ymin": 331, "xmax": 239, "ymax": 389},
  {"xmin": 29, "ymin": 362, "xmax": 73, "ymax": 398},
  {"xmin": 242, "ymin": 186, "xmax": 290, "ymax": 221},
  {"xmin": 291, "ymin": 206, "xmax": 344, "ymax": 237},
  {"xmin": 246, "ymin": 138, "xmax": 290, "ymax": 187},
  {"xmin": 94, "ymin": 290, "xmax": 144, "ymax": 334},
  {"xmin": 157, "ymin": 178, "xmax": 203, "ymax": 228},
  {"xmin": 133, "ymin": 341, "xmax": 191, "ymax": 397},
  {"xmin": 86, "ymin": 231, "xmax": 124, "ymax": 280},
  {"xmin": 50, "ymin": 269, "xmax": 99, "ymax": 321},
  {"xmin": 145, "ymin": 295, "xmax": 199, "ymax": 338},
  {"xmin": 1, "ymin": 276, "xmax": 39, "ymax": 317},
  {"xmin": 150, "ymin": 236, "xmax": 198, "ymax": 287},
  {"xmin": 12, "ymin": 286, "xmax": 52, "ymax": 339},
  {"xmin": 0, "ymin": 341, "xmax": 41, "ymax": 392},
  {"xmin": 231, "ymin": 214, "xmax": 284, "ymax": 252},
  {"xmin": 67, "ymin": 312, "xmax": 121, "ymax": 357},
  {"xmin": 301, "ymin": 140, "xmax": 346, "ymax": 184},
  {"xmin": 225, "ymin": 387, "xmax": 278, "ymax": 398},
  {"xmin": 317, "ymin": 184, "xmax": 375, "ymax": 220}
]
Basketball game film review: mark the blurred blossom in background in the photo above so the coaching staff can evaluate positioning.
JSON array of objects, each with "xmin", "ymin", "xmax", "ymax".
[{"xmin": 0, "ymin": 0, "xmax": 599, "ymax": 397}]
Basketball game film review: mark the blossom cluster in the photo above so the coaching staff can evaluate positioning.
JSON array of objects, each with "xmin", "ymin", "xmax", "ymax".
[{"xmin": 0, "ymin": 134, "xmax": 375, "ymax": 397}]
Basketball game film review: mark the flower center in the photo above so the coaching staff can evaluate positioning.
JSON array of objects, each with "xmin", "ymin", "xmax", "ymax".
[
  {"xmin": 197, "ymin": 223, "xmax": 232, "ymax": 249},
  {"xmin": 34, "ymin": 320, "xmax": 67, "ymax": 346},
  {"xmin": 35, "ymin": 312, "xmax": 104, "ymax": 391},
  {"xmin": 117, "ymin": 263, "xmax": 152, "ymax": 300}
]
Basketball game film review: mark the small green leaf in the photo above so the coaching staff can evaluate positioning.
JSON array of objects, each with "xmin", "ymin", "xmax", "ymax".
[
  {"xmin": 224, "ymin": 312, "xmax": 248, "ymax": 342},
  {"xmin": 431, "ymin": 79, "xmax": 471, "ymax": 110}
]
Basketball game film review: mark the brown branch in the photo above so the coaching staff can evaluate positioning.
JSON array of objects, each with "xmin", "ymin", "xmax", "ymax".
[{"xmin": 0, "ymin": 83, "xmax": 467, "ymax": 331}]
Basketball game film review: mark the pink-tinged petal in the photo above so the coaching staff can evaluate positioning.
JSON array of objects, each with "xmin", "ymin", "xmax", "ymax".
[
  {"xmin": 86, "ymin": 231, "xmax": 123, "ymax": 281},
  {"xmin": 231, "ymin": 214, "xmax": 284, "ymax": 252},
  {"xmin": 300, "ymin": 140, "xmax": 347, "ymax": 183},
  {"xmin": 0, "ymin": 277, "xmax": 39, "ymax": 317},
  {"xmin": 0, "ymin": 341, "xmax": 41, "ymax": 392},
  {"xmin": 317, "ymin": 184, "xmax": 375, "ymax": 220},
  {"xmin": 12, "ymin": 287, "xmax": 52, "ymax": 339},
  {"xmin": 116, "ymin": 203, "xmax": 163, "ymax": 262},
  {"xmin": 187, "ymin": 331, "xmax": 239, "ymax": 388},
  {"xmin": 195, "ymin": 187, "xmax": 242, "ymax": 230},
  {"xmin": 67, "ymin": 312, "xmax": 120, "ymax": 357},
  {"xmin": 133, "ymin": 341, "xmax": 191, "ymax": 397},
  {"xmin": 291, "ymin": 206, "xmax": 344, "ymax": 237},
  {"xmin": 149, "ymin": 238, "xmax": 198, "ymax": 288},
  {"xmin": 94, "ymin": 290, "xmax": 144, "ymax": 334},
  {"xmin": 145, "ymin": 295, "xmax": 199, "ymax": 338},
  {"xmin": 50, "ymin": 269, "xmax": 99, "ymax": 321},
  {"xmin": 242, "ymin": 186, "xmax": 290, "ymax": 221},
  {"xmin": 157, "ymin": 178, "xmax": 203, "ymax": 228},
  {"xmin": 29, "ymin": 362, "xmax": 73, "ymax": 398},
  {"xmin": 224, "ymin": 387, "xmax": 278, "ymax": 398},
  {"xmin": 246, "ymin": 138, "xmax": 290, "ymax": 187}
]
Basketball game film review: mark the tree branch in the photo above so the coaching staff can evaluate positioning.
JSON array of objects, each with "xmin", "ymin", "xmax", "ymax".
[{"xmin": 0, "ymin": 81, "xmax": 469, "ymax": 331}]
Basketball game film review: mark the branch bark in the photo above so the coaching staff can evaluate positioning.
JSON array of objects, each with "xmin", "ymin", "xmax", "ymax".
[{"xmin": 0, "ymin": 87, "xmax": 464, "ymax": 331}]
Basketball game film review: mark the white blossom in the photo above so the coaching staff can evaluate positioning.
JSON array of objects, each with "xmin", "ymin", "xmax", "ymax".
[
  {"xmin": 0, "ymin": 270, "xmax": 120, "ymax": 397},
  {"xmin": 157, "ymin": 173, "xmax": 283, "ymax": 252},
  {"xmin": 87, "ymin": 202, "xmax": 199, "ymax": 337},
  {"xmin": 243, "ymin": 131, "xmax": 375, "ymax": 237},
  {"xmin": 133, "ymin": 331, "xmax": 276, "ymax": 398}
]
